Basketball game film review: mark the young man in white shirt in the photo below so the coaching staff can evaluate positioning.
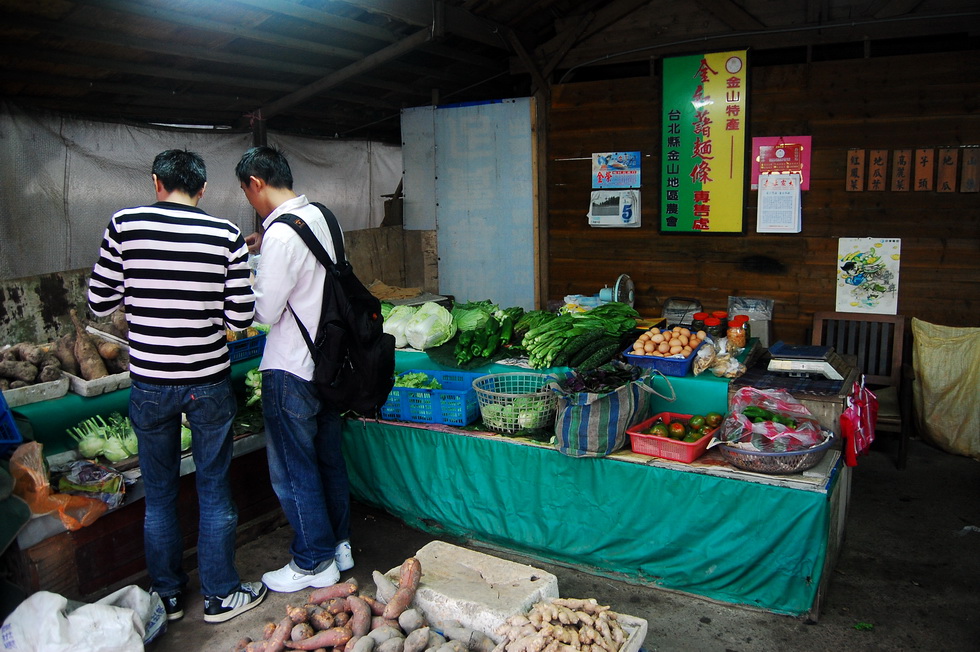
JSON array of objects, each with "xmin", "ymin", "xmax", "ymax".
[{"xmin": 235, "ymin": 146, "xmax": 354, "ymax": 592}]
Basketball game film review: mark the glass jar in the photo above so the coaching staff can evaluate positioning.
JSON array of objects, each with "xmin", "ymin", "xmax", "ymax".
[
  {"xmin": 691, "ymin": 312, "xmax": 708, "ymax": 332},
  {"xmin": 727, "ymin": 322, "xmax": 747, "ymax": 350},
  {"xmin": 711, "ymin": 311, "xmax": 729, "ymax": 331},
  {"xmin": 704, "ymin": 317, "xmax": 724, "ymax": 338},
  {"xmin": 732, "ymin": 314, "xmax": 750, "ymax": 341}
]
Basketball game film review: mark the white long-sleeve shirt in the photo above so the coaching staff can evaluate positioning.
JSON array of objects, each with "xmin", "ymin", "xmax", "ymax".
[{"xmin": 253, "ymin": 195, "xmax": 341, "ymax": 381}]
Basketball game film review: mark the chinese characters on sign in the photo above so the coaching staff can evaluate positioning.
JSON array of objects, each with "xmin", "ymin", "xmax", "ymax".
[
  {"xmin": 592, "ymin": 151, "xmax": 641, "ymax": 189},
  {"xmin": 660, "ymin": 50, "xmax": 747, "ymax": 232},
  {"xmin": 751, "ymin": 136, "xmax": 812, "ymax": 190},
  {"xmin": 845, "ymin": 146, "xmax": 978, "ymax": 192}
]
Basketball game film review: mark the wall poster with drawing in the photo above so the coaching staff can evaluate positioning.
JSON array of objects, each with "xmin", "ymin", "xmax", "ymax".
[{"xmin": 836, "ymin": 238, "xmax": 901, "ymax": 314}]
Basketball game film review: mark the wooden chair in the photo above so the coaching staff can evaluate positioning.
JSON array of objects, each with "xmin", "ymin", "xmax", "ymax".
[{"xmin": 811, "ymin": 312, "xmax": 913, "ymax": 468}]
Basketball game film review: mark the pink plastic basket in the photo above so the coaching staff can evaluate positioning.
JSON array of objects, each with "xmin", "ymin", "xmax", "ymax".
[{"xmin": 626, "ymin": 412, "xmax": 717, "ymax": 463}]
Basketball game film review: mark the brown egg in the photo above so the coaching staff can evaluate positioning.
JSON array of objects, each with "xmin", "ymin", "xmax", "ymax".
[
  {"xmin": 669, "ymin": 344, "xmax": 683, "ymax": 355},
  {"xmin": 680, "ymin": 327, "xmax": 691, "ymax": 337},
  {"xmin": 668, "ymin": 337, "xmax": 681, "ymax": 347},
  {"xmin": 697, "ymin": 330, "xmax": 707, "ymax": 340},
  {"xmin": 643, "ymin": 341, "xmax": 657, "ymax": 353},
  {"xmin": 658, "ymin": 341, "xmax": 670, "ymax": 353},
  {"xmin": 678, "ymin": 334, "xmax": 689, "ymax": 346},
  {"xmin": 652, "ymin": 333, "xmax": 665, "ymax": 344},
  {"xmin": 638, "ymin": 333, "xmax": 650, "ymax": 341}
]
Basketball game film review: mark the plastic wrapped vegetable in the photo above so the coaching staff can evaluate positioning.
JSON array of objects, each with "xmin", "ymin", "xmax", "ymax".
[
  {"xmin": 404, "ymin": 302, "xmax": 457, "ymax": 351},
  {"xmin": 383, "ymin": 305, "xmax": 418, "ymax": 348}
]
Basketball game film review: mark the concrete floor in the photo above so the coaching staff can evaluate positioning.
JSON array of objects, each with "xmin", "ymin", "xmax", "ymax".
[{"xmin": 145, "ymin": 437, "xmax": 980, "ymax": 652}]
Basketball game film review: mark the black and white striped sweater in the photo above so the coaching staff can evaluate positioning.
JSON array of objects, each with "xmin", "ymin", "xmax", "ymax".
[{"xmin": 88, "ymin": 201, "xmax": 255, "ymax": 385}]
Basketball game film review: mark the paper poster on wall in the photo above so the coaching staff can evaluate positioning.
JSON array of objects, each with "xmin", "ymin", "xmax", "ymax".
[
  {"xmin": 836, "ymin": 238, "xmax": 901, "ymax": 314},
  {"xmin": 757, "ymin": 173, "xmax": 801, "ymax": 233},
  {"xmin": 660, "ymin": 50, "xmax": 747, "ymax": 232},
  {"xmin": 592, "ymin": 151, "xmax": 641, "ymax": 188},
  {"xmin": 751, "ymin": 137, "xmax": 811, "ymax": 190},
  {"xmin": 588, "ymin": 189, "xmax": 640, "ymax": 227}
]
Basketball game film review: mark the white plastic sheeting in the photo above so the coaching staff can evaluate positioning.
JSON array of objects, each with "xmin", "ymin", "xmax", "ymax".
[{"xmin": 0, "ymin": 102, "xmax": 401, "ymax": 280}]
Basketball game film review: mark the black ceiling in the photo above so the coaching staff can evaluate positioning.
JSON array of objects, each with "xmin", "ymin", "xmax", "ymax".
[{"xmin": 2, "ymin": 0, "xmax": 977, "ymax": 144}]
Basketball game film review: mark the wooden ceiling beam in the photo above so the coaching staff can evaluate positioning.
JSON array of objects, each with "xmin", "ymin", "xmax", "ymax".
[
  {"xmin": 259, "ymin": 28, "xmax": 432, "ymax": 119},
  {"xmin": 229, "ymin": 0, "xmax": 400, "ymax": 43},
  {"xmin": 82, "ymin": 0, "xmax": 366, "ymax": 62},
  {"xmin": 343, "ymin": 0, "xmax": 513, "ymax": 50}
]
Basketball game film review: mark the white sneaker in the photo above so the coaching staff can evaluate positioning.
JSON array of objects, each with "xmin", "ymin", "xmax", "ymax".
[
  {"xmin": 335, "ymin": 540, "xmax": 354, "ymax": 571},
  {"xmin": 262, "ymin": 560, "xmax": 340, "ymax": 593}
]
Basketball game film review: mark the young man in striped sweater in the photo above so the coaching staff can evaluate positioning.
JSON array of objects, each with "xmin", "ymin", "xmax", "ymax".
[{"xmin": 88, "ymin": 149, "xmax": 267, "ymax": 624}]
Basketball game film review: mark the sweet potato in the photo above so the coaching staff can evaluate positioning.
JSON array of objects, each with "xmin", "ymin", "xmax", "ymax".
[
  {"xmin": 309, "ymin": 580, "xmax": 359, "ymax": 605},
  {"xmin": 70, "ymin": 309, "xmax": 108, "ymax": 380},
  {"xmin": 0, "ymin": 360, "xmax": 37, "ymax": 383},
  {"xmin": 287, "ymin": 604, "xmax": 312, "ymax": 624},
  {"xmin": 351, "ymin": 635, "xmax": 377, "ymax": 652},
  {"xmin": 376, "ymin": 637, "xmax": 406, "ymax": 652},
  {"xmin": 284, "ymin": 625, "xmax": 353, "ymax": 650},
  {"xmin": 347, "ymin": 595, "xmax": 372, "ymax": 638},
  {"xmin": 52, "ymin": 334, "xmax": 80, "ymax": 376},
  {"xmin": 382, "ymin": 558, "xmax": 421, "ymax": 620},
  {"xmin": 264, "ymin": 616, "xmax": 295, "ymax": 652},
  {"xmin": 403, "ymin": 627, "xmax": 430, "ymax": 652},
  {"xmin": 361, "ymin": 595, "xmax": 386, "ymax": 617},
  {"xmin": 292, "ymin": 623, "xmax": 315, "ymax": 642},
  {"xmin": 373, "ymin": 571, "xmax": 397, "ymax": 604},
  {"xmin": 397, "ymin": 608, "xmax": 425, "ymax": 634},
  {"xmin": 310, "ymin": 609, "xmax": 335, "ymax": 631}
]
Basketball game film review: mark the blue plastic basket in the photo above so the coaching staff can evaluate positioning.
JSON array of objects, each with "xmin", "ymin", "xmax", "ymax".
[
  {"xmin": 0, "ymin": 391, "xmax": 24, "ymax": 456},
  {"xmin": 228, "ymin": 333, "xmax": 266, "ymax": 363},
  {"xmin": 622, "ymin": 340, "xmax": 704, "ymax": 377},
  {"xmin": 381, "ymin": 370, "xmax": 482, "ymax": 426}
]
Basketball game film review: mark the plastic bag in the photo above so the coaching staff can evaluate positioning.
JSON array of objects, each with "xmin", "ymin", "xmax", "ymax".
[
  {"xmin": 57, "ymin": 460, "xmax": 126, "ymax": 509},
  {"xmin": 9, "ymin": 442, "xmax": 107, "ymax": 531},
  {"xmin": 716, "ymin": 386, "xmax": 826, "ymax": 452},
  {"xmin": 839, "ymin": 376, "xmax": 878, "ymax": 466},
  {"xmin": 0, "ymin": 585, "xmax": 166, "ymax": 651}
]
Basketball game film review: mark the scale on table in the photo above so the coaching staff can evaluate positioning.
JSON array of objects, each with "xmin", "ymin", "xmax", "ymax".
[{"xmin": 766, "ymin": 341, "xmax": 849, "ymax": 380}]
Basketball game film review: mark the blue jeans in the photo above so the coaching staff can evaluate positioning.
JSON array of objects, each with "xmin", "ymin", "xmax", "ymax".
[
  {"xmin": 261, "ymin": 370, "xmax": 350, "ymax": 571},
  {"xmin": 129, "ymin": 377, "xmax": 240, "ymax": 599}
]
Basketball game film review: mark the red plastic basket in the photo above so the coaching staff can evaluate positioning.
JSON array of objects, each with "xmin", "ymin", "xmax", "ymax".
[{"xmin": 626, "ymin": 411, "xmax": 717, "ymax": 463}]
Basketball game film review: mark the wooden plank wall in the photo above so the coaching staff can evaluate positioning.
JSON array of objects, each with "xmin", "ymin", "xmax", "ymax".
[{"xmin": 546, "ymin": 50, "xmax": 980, "ymax": 344}]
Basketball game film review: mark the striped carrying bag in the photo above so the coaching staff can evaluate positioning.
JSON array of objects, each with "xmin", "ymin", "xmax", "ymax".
[{"xmin": 550, "ymin": 369, "xmax": 674, "ymax": 458}]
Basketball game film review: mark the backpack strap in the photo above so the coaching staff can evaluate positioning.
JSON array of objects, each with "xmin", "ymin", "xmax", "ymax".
[
  {"xmin": 273, "ymin": 202, "xmax": 345, "ymax": 271},
  {"xmin": 271, "ymin": 203, "xmax": 346, "ymax": 355}
]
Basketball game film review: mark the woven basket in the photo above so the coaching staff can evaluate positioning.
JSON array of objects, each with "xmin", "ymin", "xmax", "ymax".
[
  {"xmin": 472, "ymin": 373, "xmax": 558, "ymax": 433},
  {"xmin": 717, "ymin": 433, "xmax": 835, "ymax": 475}
]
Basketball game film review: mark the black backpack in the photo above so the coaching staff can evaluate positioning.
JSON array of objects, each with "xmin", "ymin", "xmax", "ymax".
[{"xmin": 275, "ymin": 203, "xmax": 395, "ymax": 417}]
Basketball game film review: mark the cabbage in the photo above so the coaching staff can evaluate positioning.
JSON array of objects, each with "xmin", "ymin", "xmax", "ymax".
[
  {"xmin": 383, "ymin": 305, "xmax": 418, "ymax": 348},
  {"xmin": 180, "ymin": 425, "xmax": 192, "ymax": 451},
  {"xmin": 405, "ymin": 302, "xmax": 457, "ymax": 350}
]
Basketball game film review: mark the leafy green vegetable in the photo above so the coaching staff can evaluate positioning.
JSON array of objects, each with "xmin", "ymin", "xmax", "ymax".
[
  {"xmin": 383, "ymin": 305, "xmax": 418, "ymax": 348},
  {"xmin": 180, "ymin": 425, "xmax": 192, "ymax": 451},
  {"xmin": 405, "ymin": 302, "xmax": 457, "ymax": 350},
  {"xmin": 245, "ymin": 367, "xmax": 262, "ymax": 406},
  {"xmin": 394, "ymin": 372, "xmax": 443, "ymax": 389}
]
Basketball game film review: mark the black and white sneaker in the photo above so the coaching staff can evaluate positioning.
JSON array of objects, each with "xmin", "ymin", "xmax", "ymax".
[
  {"xmin": 203, "ymin": 581, "xmax": 268, "ymax": 623},
  {"xmin": 161, "ymin": 592, "xmax": 184, "ymax": 621}
]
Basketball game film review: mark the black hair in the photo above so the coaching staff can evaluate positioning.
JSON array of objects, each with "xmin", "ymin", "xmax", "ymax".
[
  {"xmin": 235, "ymin": 146, "xmax": 294, "ymax": 190},
  {"xmin": 152, "ymin": 149, "xmax": 206, "ymax": 195}
]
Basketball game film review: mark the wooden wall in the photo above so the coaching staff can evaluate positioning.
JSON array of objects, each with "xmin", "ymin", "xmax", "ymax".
[{"xmin": 546, "ymin": 50, "xmax": 980, "ymax": 344}]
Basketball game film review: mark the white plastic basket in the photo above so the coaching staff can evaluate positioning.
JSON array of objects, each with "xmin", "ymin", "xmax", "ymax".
[{"xmin": 472, "ymin": 373, "xmax": 558, "ymax": 433}]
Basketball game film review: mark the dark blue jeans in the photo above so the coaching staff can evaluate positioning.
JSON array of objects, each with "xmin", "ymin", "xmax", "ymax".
[
  {"xmin": 129, "ymin": 377, "xmax": 240, "ymax": 599},
  {"xmin": 261, "ymin": 370, "xmax": 350, "ymax": 571}
]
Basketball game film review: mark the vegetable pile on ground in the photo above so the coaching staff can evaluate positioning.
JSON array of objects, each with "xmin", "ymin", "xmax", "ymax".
[
  {"xmin": 517, "ymin": 303, "xmax": 639, "ymax": 369},
  {"xmin": 68, "ymin": 412, "xmax": 138, "ymax": 463},
  {"xmin": 494, "ymin": 598, "xmax": 629, "ymax": 652},
  {"xmin": 233, "ymin": 556, "xmax": 497, "ymax": 652}
]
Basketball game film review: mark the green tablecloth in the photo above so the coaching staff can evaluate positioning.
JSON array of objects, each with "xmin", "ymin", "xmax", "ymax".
[
  {"xmin": 394, "ymin": 349, "xmax": 731, "ymax": 415},
  {"xmin": 342, "ymin": 419, "xmax": 843, "ymax": 616}
]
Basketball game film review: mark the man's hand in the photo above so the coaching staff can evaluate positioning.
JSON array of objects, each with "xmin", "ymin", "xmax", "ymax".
[{"xmin": 245, "ymin": 231, "xmax": 263, "ymax": 254}]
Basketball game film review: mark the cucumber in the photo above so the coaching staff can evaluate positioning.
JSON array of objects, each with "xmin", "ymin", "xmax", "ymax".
[
  {"xmin": 555, "ymin": 329, "xmax": 606, "ymax": 367},
  {"xmin": 570, "ymin": 335, "xmax": 620, "ymax": 368},
  {"xmin": 578, "ymin": 341, "xmax": 624, "ymax": 370}
]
